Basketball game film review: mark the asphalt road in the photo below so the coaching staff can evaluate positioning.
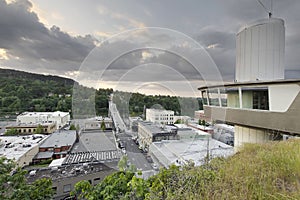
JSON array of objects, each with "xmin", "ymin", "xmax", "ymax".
[{"xmin": 117, "ymin": 132, "xmax": 153, "ymax": 171}]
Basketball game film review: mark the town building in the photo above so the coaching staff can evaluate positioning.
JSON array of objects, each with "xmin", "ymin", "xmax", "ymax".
[
  {"xmin": 83, "ymin": 116, "xmax": 113, "ymax": 130},
  {"xmin": 149, "ymin": 134, "xmax": 233, "ymax": 167},
  {"xmin": 213, "ymin": 124, "xmax": 234, "ymax": 146},
  {"xmin": 187, "ymin": 119, "xmax": 214, "ymax": 134},
  {"xmin": 0, "ymin": 134, "xmax": 47, "ymax": 167},
  {"xmin": 5, "ymin": 122, "xmax": 56, "ymax": 134},
  {"xmin": 194, "ymin": 110, "xmax": 211, "ymax": 123},
  {"xmin": 137, "ymin": 121, "xmax": 179, "ymax": 151},
  {"xmin": 33, "ymin": 130, "xmax": 77, "ymax": 163},
  {"xmin": 173, "ymin": 115, "xmax": 191, "ymax": 124},
  {"xmin": 146, "ymin": 109, "xmax": 174, "ymax": 125},
  {"xmin": 129, "ymin": 117, "xmax": 142, "ymax": 133},
  {"xmin": 17, "ymin": 111, "xmax": 70, "ymax": 129},
  {"xmin": 174, "ymin": 124, "xmax": 210, "ymax": 140},
  {"xmin": 26, "ymin": 162, "xmax": 118, "ymax": 200},
  {"xmin": 198, "ymin": 17, "xmax": 300, "ymax": 150},
  {"xmin": 27, "ymin": 129, "xmax": 121, "ymax": 199}
]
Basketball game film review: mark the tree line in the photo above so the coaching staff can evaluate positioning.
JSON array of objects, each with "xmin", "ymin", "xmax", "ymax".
[{"xmin": 0, "ymin": 68, "xmax": 202, "ymax": 120}]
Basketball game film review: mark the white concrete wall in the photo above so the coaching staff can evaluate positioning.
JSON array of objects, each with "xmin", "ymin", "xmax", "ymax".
[
  {"xmin": 17, "ymin": 145, "xmax": 39, "ymax": 167},
  {"xmin": 17, "ymin": 112, "xmax": 70, "ymax": 129},
  {"xmin": 236, "ymin": 18, "xmax": 285, "ymax": 82},
  {"xmin": 269, "ymin": 84, "xmax": 300, "ymax": 112},
  {"xmin": 234, "ymin": 125, "xmax": 271, "ymax": 151},
  {"xmin": 146, "ymin": 109, "xmax": 174, "ymax": 124}
]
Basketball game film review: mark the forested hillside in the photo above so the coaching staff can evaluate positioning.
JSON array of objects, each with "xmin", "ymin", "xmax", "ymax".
[
  {"xmin": 0, "ymin": 68, "xmax": 75, "ymax": 118},
  {"xmin": 0, "ymin": 68, "xmax": 202, "ymax": 119}
]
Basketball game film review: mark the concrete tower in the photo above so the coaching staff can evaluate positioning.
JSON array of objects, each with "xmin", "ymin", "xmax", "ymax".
[{"xmin": 235, "ymin": 18, "xmax": 285, "ymax": 82}]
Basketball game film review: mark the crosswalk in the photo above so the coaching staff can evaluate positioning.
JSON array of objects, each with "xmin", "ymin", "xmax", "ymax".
[{"xmin": 63, "ymin": 150, "xmax": 121, "ymax": 165}]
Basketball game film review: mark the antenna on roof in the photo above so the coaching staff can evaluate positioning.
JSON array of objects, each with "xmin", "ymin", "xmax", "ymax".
[{"xmin": 257, "ymin": 0, "xmax": 273, "ymax": 18}]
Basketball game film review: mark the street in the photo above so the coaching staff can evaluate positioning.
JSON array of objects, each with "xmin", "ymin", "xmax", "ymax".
[{"xmin": 117, "ymin": 132, "xmax": 153, "ymax": 171}]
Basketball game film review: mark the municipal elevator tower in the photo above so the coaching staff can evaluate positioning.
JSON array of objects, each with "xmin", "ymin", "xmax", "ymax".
[
  {"xmin": 199, "ymin": 16, "xmax": 300, "ymax": 150},
  {"xmin": 236, "ymin": 18, "xmax": 285, "ymax": 82}
]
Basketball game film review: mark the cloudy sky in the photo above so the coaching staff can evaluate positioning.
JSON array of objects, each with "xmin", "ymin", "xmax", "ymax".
[{"xmin": 0, "ymin": 0, "xmax": 300, "ymax": 96}]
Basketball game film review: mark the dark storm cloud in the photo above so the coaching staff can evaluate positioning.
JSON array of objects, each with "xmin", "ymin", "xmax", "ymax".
[
  {"xmin": 0, "ymin": 0, "xmax": 97, "ymax": 73},
  {"xmin": 1, "ymin": 0, "xmax": 300, "ymax": 83},
  {"xmin": 194, "ymin": 28, "xmax": 236, "ymax": 81}
]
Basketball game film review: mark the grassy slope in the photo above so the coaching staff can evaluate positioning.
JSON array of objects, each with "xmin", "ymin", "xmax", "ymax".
[
  {"xmin": 210, "ymin": 140, "xmax": 300, "ymax": 199},
  {"xmin": 147, "ymin": 139, "xmax": 300, "ymax": 200}
]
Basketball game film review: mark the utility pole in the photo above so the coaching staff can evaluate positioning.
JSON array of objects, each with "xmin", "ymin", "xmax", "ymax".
[{"xmin": 206, "ymin": 136, "xmax": 210, "ymax": 165}]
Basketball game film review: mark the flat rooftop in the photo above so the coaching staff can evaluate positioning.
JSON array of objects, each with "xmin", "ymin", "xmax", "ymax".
[
  {"xmin": 26, "ymin": 162, "xmax": 117, "ymax": 183},
  {"xmin": 63, "ymin": 150, "xmax": 121, "ymax": 165},
  {"xmin": 40, "ymin": 130, "xmax": 76, "ymax": 148},
  {"xmin": 150, "ymin": 138, "xmax": 234, "ymax": 167},
  {"xmin": 0, "ymin": 134, "xmax": 47, "ymax": 161},
  {"xmin": 6, "ymin": 122, "xmax": 55, "ymax": 128},
  {"xmin": 71, "ymin": 130, "xmax": 117, "ymax": 153},
  {"xmin": 18, "ymin": 111, "xmax": 69, "ymax": 118},
  {"xmin": 139, "ymin": 121, "xmax": 171, "ymax": 134}
]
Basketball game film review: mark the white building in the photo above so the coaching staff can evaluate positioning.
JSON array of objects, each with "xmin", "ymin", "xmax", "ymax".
[
  {"xmin": 17, "ymin": 111, "xmax": 70, "ymax": 129},
  {"xmin": 0, "ymin": 134, "xmax": 47, "ymax": 167},
  {"xmin": 146, "ymin": 109, "xmax": 174, "ymax": 125},
  {"xmin": 149, "ymin": 136, "xmax": 234, "ymax": 168}
]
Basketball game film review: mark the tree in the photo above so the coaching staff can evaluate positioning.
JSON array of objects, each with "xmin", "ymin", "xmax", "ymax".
[
  {"xmin": 175, "ymin": 119, "xmax": 182, "ymax": 124},
  {"xmin": 118, "ymin": 156, "xmax": 128, "ymax": 171},
  {"xmin": 0, "ymin": 157, "xmax": 53, "ymax": 200},
  {"xmin": 34, "ymin": 124, "xmax": 44, "ymax": 134},
  {"xmin": 101, "ymin": 120, "xmax": 106, "ymax": 131},
  {"xmin": 69, "ymin": 124, "xmax": 76, "ymax": 130},
  {"xmin": 5, "ymin": 128, "xmax": 18, "ymax": 136},
  {"xmin": 71, "ymin": 170, "xmax": 150, "ymax": 200},
  {"xmin": 70, "ymin": 180, "xmax": 92, "ymax": 199}
]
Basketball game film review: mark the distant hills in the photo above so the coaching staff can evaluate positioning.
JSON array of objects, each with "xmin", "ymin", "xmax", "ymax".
[
  {"xmin": 0, "ymin": 68, "xmax": 76, "ymax": 118},
  {"xmin": 0, "ymin": 68, "xmax": 202, "ymax": 119},
  {"xmin": 0, "ymin": 68, "xmax": 76, "ymax": 86}
]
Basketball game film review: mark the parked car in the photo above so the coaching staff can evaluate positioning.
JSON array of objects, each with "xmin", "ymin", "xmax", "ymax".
[
  {"xmin": 118, "ymin": 141, "xmax": 125, "ymax": 148},
  {"xmin": 146, "ymin": 155, "xmax": 153, "ymax": 163},
  {"xmin": 152, "ymin": 163, "xmax": 159, "ymax": 170}
]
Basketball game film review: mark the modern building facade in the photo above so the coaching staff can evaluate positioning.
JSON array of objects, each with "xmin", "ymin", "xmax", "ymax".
[
  {"xmin": 17, "ymin": 111, "xmax": 70, "ymax": 129},
  {"xmin": 199, "ymin": 17, "xmax": 300, "ymax": 150},
  {"xmin": 146, "ymin": 109, "xmax": 174, "ymax": 125}
]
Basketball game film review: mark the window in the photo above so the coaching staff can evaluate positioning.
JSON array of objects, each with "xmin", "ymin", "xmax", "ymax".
[
  {"xmin": 52, "ymin": 187, "xmax": 57, "ymax": 195},
  {"xmin": 63, "ymin": 184, "xmax": 71, "ymax": 193}
]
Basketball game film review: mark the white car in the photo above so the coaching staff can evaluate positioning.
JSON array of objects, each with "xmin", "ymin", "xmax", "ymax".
[{"xmin": 152, "ymin": 163, "xmax": 159, "ymax": 170}]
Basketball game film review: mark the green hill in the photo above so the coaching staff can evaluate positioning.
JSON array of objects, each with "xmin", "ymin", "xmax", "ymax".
[
  {"xmin": 0, "ymin": 68, "xmax": 76, "ymax": 118},
  {"xmin": 0, "ymin": 68, "xmax": 202, "ymax": 119}
]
